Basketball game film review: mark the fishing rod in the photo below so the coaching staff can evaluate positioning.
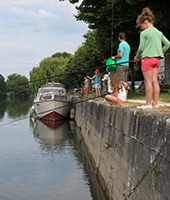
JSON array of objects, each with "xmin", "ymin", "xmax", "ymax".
[
  {"xmin": 4, "ymin": 59, "xmax": 134, "ymax": 89},
  {"xmin": 0, "ymin": 93, "xmax": 107, "ymax": 127}
]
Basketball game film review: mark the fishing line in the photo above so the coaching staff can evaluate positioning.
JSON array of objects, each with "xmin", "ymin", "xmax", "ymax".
[
  {"xmin": 5, "ymin": 60, "xmax": 134, "ymax": 89},
  {"xmin": 16, "ymin": 62, "xmax": 38, "ymax": 65},
  {"xmin": 0, "ymin": 94, "xmax": 107, "ymax": 127},
  {"xmin": 111, "ymin": 0, "xmax": 114, "ymax": 57},
  {"xmin": 0, "ymin": 59, "xmax": 134, "ymax": 127}
]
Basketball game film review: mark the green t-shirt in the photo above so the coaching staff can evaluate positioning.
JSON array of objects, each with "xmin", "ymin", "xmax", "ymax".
[{"xmin": 136, "ymin": 27, "xmax": 170, "ymax": 59}]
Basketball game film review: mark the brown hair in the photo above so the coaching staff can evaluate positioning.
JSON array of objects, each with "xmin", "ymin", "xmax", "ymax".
[
  {"xmin": 136, "ymin": 7, "xmax": 154, "ymax": 25},
  {"xmin": 95, "ymin": 71, "xmax": 101, "ymax": 82},
  {"xmin": 118, "ymin": 32, "xmax": 126, "ymax": 40},
  {"xmin": 109, "ymin": 72, "xmax": 121, "ymax": 92}
]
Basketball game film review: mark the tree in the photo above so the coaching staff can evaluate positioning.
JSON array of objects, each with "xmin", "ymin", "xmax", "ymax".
[
  {"xmin": 60, "ymin": 0, "xmax": 147, "ymax": 86},
  {"xmin": 52, "ymin": 51, "xmax": 72, "ymax": 58},
  {"xmin": 61, "ymin": 30, "xmax": 107, "ymax": 89},
  {"xmin": 0, "ymin": 74, "xmax": 6, "ymax": 98},
  {"xmin": 6, "ymin": 73, "xmax": 30, "ymax": 97},
  {"xmin": 29, "ymin": 52, "xmax": 72, "ymax": 92},
  {"xmin": 127, "ymin": 0, "xmax": 170, "ymax": 40},
  {"xmin": 61, "ymin": 0, "xmax": 170, "ymax": 84},
  {"xmin": 63, "ymin": 0, "xmax": 143, "ymax": 55}
]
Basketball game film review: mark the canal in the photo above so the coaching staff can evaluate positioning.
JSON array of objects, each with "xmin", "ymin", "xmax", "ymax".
[{"xmin": 0, "ymin": 99, "xmax": 108, "ymax": 200}]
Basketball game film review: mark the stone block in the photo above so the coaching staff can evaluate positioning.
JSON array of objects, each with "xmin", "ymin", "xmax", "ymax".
[
  {"xmin": 103, "ymin": 104, "xmax": 112, "ymax": 124},
  {"xmin": 109, "ymin": 106, "xmax": 119, "ymax": 127},
  {"xmin": 115, "ymin": 107, "xmax": 126, "ymax": 132},
  {"xmin": 122, "ymin": 107, "xmax": 136, "ymax": 136},
  {"xmin": 90, "ymin": 101, "xmax": 98, "ymax": 116},
  {"xmin": 136, "ymin": 142, "xmax": 150, "ymax": 163}
]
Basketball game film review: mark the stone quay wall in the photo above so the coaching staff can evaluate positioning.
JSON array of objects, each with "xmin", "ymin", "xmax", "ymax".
[{"xmin": 75, "ymin": 99, "xmax": 170, "ymax": 200}]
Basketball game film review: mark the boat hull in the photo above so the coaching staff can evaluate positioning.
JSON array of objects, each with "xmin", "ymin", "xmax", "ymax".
[{"xmin": 33, "ymin": 100, "xmax": 70, "ymax": 121}]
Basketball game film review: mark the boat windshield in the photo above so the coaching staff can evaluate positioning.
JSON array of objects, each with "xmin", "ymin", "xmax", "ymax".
[
  {"xmin": 40, "ymin": 95, "xmax": 52, "ymax": 100},
  {"xmin": 54, "ymin": 95, "xmax": 68, "ymax": 100},
  {"xmin": 39, "ymin": 88, "xmax": 66, "ymax": 94}
]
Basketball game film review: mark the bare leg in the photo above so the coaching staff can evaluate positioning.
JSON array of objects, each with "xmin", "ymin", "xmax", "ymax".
[
  {"xmin": 152, "ymin": 69, "xmax": 159, "ymax": 106},
  {"xmin": 95, "ymin": 88, "xmax": 98, "ymax": 97},
  {"xmin": 105, "ymin": 94, "xmax": 118, "ymax": 103},
  {"xmin": 98, "ymin": 88, "xmax": 101, "ymax": 97},
  {"xmin": 143, "ymin": 70, "xmax": 153, "ymax": 105},
  {"xmin": 126, "ymin": 89, "xmax": 128, "ymax": 99}
]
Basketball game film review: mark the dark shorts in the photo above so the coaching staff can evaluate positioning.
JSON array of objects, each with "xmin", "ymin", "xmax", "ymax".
[{"xmin": 116, "ymin": 65, "xmax": 129, "ymax": 82}]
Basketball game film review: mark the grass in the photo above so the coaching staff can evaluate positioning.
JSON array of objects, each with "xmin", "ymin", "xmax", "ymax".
[
  {"xmin": 158, "ymin": 93, "xmax": 170, "ymax": 102},
  {"xmin": 71, "ymin": 91, "xmax": 170, "ymax": 103},
  {"xmin": 70, "ymin": 91, "xmax": 170, "ymax": 113},
  {"xmin": 128, "ymin": 92, "xmax": 146, "ymax": 100},
  {"xmin": 72, "ymin": 92, "xmax": 170, "ymax": 102},
  {"xmin": 128, "ymin": 92, "xmax": 170, "ymax": 103}
]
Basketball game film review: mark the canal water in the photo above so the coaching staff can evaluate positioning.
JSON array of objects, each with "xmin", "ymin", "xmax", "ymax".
[{"xmin": 0, "ymin": 99, "xmax": 108, "ymax": 200}]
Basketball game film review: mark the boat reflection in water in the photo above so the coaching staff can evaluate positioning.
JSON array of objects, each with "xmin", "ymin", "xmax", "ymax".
[
  {"xmin": 32, "ymin": 119, "xmax": 108, "ymax": 200},
  {"xmin": 33, "ymin": 119, "xmax": 71, "ymax": 156}
]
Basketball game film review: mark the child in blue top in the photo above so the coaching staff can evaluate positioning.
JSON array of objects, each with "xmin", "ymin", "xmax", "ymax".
[{"xmin": 87, "ymin": 69, "xmax": 101, "ymax": 97}]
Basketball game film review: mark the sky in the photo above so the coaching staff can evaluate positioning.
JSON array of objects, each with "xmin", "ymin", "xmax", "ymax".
[{"xmin": 0, "ymin": 0, "xmax": 88, "ymax": 80}]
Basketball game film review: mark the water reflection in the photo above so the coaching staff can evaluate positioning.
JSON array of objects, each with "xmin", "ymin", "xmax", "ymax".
[
  {"xmin": 33, "ymin": 119, "xmax": 71, "ymax": 156},
  {"xmin": 0, "ymin": 100, "xmax": 7, "ymax": 119},
  {"xmin": 32, "ymin": 119, "xmax": 108, "ymax": 200},
  {"xmin": 0, "ymin": 97, "xmax": 109, "ymax": 200},
  {"xmin": 74, "ymin": 127, "xmax": 109, "ymax": 200},
  {"xmin": 7, "ymin": 98, "xmax": 33, "ymax": 118}
]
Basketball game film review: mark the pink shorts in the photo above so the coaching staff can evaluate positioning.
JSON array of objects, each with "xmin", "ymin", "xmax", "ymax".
[
  {"xmin": 116, "ymin": 97, "xmax": 125, "ymax": 104},
  {"xmin": 141, "ymin": 57, "xmax": 160, "ymax": 72}
]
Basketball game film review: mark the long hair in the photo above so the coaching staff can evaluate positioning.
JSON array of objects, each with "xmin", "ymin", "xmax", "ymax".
[
  {"xmin": 95, "ymin": 71, "xmax": 101, "ymax": 82},
  {"xmin": 109, "ymin": 72, "xmax": 120, "ymax": 92},
  {"xmin": 136, "ymin": 7, "xmax": 154, "ymax": 25}
]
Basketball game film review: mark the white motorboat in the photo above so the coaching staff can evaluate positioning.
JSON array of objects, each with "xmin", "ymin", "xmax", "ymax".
[{"xmin": 32, "ymin": 82, "xmax": 70, "ymax": 121}]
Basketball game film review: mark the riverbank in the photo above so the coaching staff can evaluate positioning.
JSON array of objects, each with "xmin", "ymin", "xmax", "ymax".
[
  {"xmin": 75, "ymin": 91, "xmax": 170, "ymax": 112},
  {"xmin": 74, "ymin": 97, "xmax": 170, "ymax": 200}
]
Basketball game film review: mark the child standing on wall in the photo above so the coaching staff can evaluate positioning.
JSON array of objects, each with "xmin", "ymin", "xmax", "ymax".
[
  {"xmin": 83, "ymin": 76, "xmax": 90, "ymax": 98},
  {"xmin": 87, "ymin": 69, "xmax": 101, "ymax": 97},
  {"xmin": 134, "ymin": 7, "xmax": 170, "ymax": 109},
  {"xmin": 105, "ymin": 72, "xmax": 128, "ymax": 103}
]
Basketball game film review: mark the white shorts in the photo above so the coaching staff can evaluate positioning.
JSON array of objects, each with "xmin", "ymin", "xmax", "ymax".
[{"xmin": 95, "ymin": 83, "xmax": 101, "ymax": 89}]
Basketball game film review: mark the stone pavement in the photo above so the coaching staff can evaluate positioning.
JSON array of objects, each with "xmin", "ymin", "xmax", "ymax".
[{"xmin": 127, "ymin": 99, "xmax": 170, "ymax": 107}]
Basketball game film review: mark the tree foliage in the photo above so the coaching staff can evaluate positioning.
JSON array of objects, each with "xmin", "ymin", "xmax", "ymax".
[
  {"xmin": 127, "ymin": 0, "xmax": 170, "ymax": 39},
  {"xmin": 61, "ymin": 0, "xmax": 170, "ymax": 82},
  {"xmin": 29, "ymin": 52, "xmax": 72, "ymax": 92},
  {"xmin": 0, "ymin": 74, "xmax": 6, "ymax": 98},
  {"xmin": 61, "ymin": 30, "xmax": 107, "ymax": 89},
  {"xmin": 6, "ymin": 73, "xmax": 30, "ymax": 97},
  {"xmin": 52, "ymin": 51, "xmax": 72, "ymax": 58}
]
